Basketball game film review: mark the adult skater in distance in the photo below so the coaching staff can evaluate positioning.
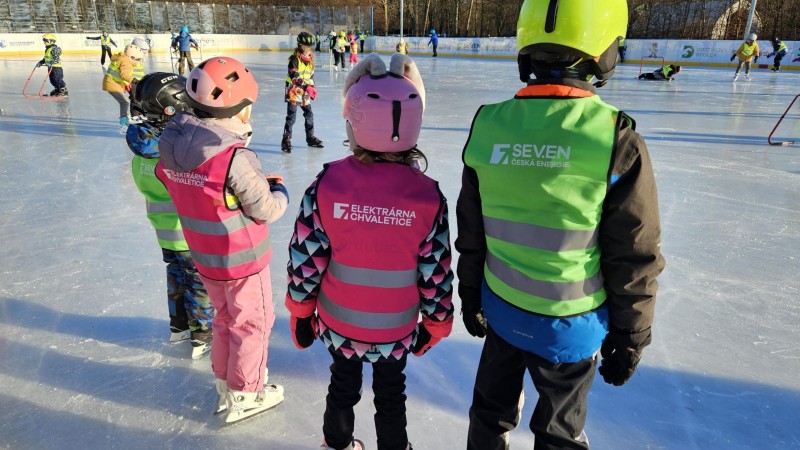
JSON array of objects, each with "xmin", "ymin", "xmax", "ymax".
[
  {"xmin": 285, "ymin": 53, "xmax": 454, "ymax": 450},
  {"xmin": 156, "ymin": 57, "xmax": 289, "ymax": 424},
  {"xmin": 85, "ymin": 29, "xmax": 117, "ymax": 66},
  {"xmin": 638, "ymin": 64, "xmax": 681, "ymax": 81},
  {"xmin": 457, "ymin": 0, "xmax": 665, "ymax": 448}
]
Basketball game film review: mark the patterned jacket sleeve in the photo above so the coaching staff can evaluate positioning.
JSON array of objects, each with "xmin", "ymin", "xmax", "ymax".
[
  {"xmin": 418, "ymin": 190, "xmax": 455, "ymax": 336},
  {"xmin": 285, "ymin": 178, "xmax": 330, "ymax": 318}
]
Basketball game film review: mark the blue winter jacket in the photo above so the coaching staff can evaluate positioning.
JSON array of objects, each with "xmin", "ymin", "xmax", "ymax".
[
  {"xmin": 428, "ymin": 32, "xmax": 439, "ymax": 46},
  {"xmin": 172, "ymin": 32, "xmax": 198, "ymax": 52}
]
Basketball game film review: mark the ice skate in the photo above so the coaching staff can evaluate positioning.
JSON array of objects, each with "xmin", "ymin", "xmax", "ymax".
[
  {"xmin": 223, "ymin": 384, "xmax": 284, "ymax": 424},
  {"xmin": 307, "ymin": 136, "xmax": 324, "ymax": 148},
  {"xmin": 281, "ymin": 136, "xmax": 292, "ymax": 153},
  {"xmin": 771, "ymin": 67, "xmax": 780, "ymax": 72},
  {"xmin": 321, "ymin": 438, "xmax": 366, "ymax": 450},
  {"xmin": 56, "ymin": 87, "xmax": 68, "ymax": 97},
  {"xmin": 732, "ymin": 73, "xmax": 739, "ymax": 82},
  {"xmin": 169, "ymin": 325, "xmax": 190, "ymax": 342},
  {"xmin": 745, "ymin": 74, "xmax": 752, "ymax": 81},
  {"xmin": 190, "ymin": 329, "xmax": 212, "ymax": 359}
]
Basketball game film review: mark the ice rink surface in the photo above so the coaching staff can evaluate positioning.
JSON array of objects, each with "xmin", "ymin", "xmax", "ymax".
[{"xmin": 1, "ymin": 50, "xmax": 799, "ymax": 449}]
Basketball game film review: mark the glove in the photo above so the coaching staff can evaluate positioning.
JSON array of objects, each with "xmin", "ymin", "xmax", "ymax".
[
  {"xmin": 269, "ymin": 181, "xmax": 289, "ymax": 202},
  {"xmin": 463, "ymin": 309, "xmax": 487, "ymax": 338},
  {"xmin": 265, "ymin": 174, "xmax": 284, "ymax": 185},
  {"xmin": 35, "ymin": 62, "xmax": 42, "ymax": 68},
  {"xmin": 306, "ymin": 85, "xmax": 317, "ymax": 100},
  {"xmin": 753, "ymin": 56, "xmax": 759, "ymax": 63},
  {"xmin": 730, "ymin": 54, "xmax": 736, "ymax": 61},
  {"xmin": 411, "ymin": 323, "xmax": 441, "ymax": 356},
  {"xmin": 290, "ymin": 315, "xmax": 317, "ymax": 349},
  {"xmin": 124, "ymin": 83, "xmax": 132, "ymax": 92},
  {"xmin": 598, "ymin": 327, "xmax": 652, "ymax": 386}
]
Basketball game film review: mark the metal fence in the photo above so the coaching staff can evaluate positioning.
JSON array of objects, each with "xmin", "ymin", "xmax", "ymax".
[{"xmin": 0, "ymin": 0, "xmax": 372, "ymax": 34}]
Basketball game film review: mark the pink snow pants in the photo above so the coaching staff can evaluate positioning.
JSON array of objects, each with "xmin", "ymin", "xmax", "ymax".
[{"xmin": 200, "ymin": 267, "xmax": 275, "ymax": 392}]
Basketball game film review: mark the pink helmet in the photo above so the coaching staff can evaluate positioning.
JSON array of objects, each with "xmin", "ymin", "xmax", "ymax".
[
  {"xmin": 343, "ymin": 54, "xmax": 424, "ymax": 153},
  {"xmin": 185, "ymin": 57, "xmax": 258, "ymax": 118}
]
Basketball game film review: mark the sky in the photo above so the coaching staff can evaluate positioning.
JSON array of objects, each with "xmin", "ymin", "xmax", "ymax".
[{"xmin": 1, "ymin": 50, "xmax": 799, "ymax": 450}]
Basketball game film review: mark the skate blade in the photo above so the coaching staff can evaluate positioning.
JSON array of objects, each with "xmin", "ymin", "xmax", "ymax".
[
  {"xmin": 191, "ymin": 343, "xmax": 211, "ymax": 359},
  {"xmin": 170, "ymin": 330, "xmax": 191, "ymax": 342},
  {"xmin": 221, "ymin": 397, "xmax": 284, "ymax": 427}
]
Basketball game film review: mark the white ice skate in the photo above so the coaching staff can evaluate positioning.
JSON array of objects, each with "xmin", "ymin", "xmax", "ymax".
[
  {"xmin": 744, "ymin": 74, "xmax": 752, "ymax": 81},
  {"xmin": 190, "ymin": 329, "xmax": 212, "ymax": 359},
  {"xmin": 224, "ymin": 384, "xmax": 284, "ymax": 424},
  {"xmin": 169, "ymin": 329, "xmax": 190, "ymax": 342},
  {"xmin": 732, "ymin": 73, "xmax": 739, "ymax": 82}
]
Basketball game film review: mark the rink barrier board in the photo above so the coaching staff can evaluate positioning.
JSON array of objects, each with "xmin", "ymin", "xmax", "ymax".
[{"xmin": 2, "ymin": 34, "xmax": 798, "ymax": 70}]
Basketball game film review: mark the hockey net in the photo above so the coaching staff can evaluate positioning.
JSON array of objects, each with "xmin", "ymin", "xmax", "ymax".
[{"xmin": 638, "ymin": 56, "xmax": 666, "ymax": 77}]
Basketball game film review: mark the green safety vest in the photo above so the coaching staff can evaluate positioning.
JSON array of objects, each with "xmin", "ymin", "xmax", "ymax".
[
  {"xmin": 131, "ymin": 155, "xmax": 188, "ymax": 251},
  {"xmin": 741, "ymin": 42, "xmax": 757, "ymax": 56},
  {"xmin": 463, "ymin": 95, "xmax": 618, "ymax": 317},
  {"xmin": 100, "ymin": 35, "xmax": 111, "ymax": 46},
  {"xmin": 132, "ymin": 60, "xmax": 144, "ymax": 81},
  {"xmin": 285, "ymin": 56, "xmax": 314, "ymax": 85},
  {"xmin": 44, "ymin": 46, "xmax": 61, "ymax": 68},
  {"xmin": 776, "ymin": 41, "xmax": 787, "ymax": 52},
  {"xmin": 105, "ymin": 58, "xmax": 129, "ymax": 85}
]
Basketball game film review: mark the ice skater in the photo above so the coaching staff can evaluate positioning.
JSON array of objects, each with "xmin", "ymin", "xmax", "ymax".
[
  {"xmin": 171, "ymin": 26, "xmax": 199, "ymax": 76},
  {"xmin": 102, "ymin": 44, "xmax": 144, "ymax": 126},
  {"xmin": 156, "ymin": 56, "xmax": 288, "ymax": 424},
  {"xmin": 85, "ymin": 29, "xmax": 117, "ymax": 66},
  {"xmin": 285, "ymin": 52, "xmax": 454, "ymax": 450},
  {"xmin": 125, "ymin": 72, "xmax": 214, "ymax": 358},
  {"xmin": 35, "ymin": 34, "xmax": 68, "ymax": 97},
  {"xmin": 731, "ymin": 33, "xmax": 760, "ymax": 81},
  {"xmin": 638, "ymin": 64, "xmax": 681, "ymax": 81},
  {"xmin": 458, "ymin": 0, "xmax": 665, "ymax": 448},
  {"xmin": 768, "ymin": 37, "xmax": 788, "ymax": 72},
  {"xmin": 281, "ymin": 32, "xmax": 324, "ymax": 153}
]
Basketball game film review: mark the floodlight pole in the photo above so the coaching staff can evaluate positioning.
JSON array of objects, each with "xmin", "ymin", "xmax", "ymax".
[
  {"xmin": 743, "ymin": 0, "xmax": 757, "ymax": 39},
  {"xmin": 400, "ymin": 0, "xmax": 404, "ymax": 39}
]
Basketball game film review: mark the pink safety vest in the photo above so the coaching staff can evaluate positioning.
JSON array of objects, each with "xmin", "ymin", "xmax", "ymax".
[
  {"xmin": 155, "ymin": 145, "xmax": 271, "ymax": 281},
  {"xmin": 316, "ymin": 156, "xmax": 442, "ymax": 343}
]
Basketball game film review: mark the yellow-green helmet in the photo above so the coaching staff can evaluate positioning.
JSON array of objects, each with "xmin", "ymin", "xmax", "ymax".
[
  {"xmin": 517, "ymin": 0, "xmax": 627, "ymax": 57},
  {"xmin": 42, "ymin": 33, "xmax": 57, "ymax": 42}
]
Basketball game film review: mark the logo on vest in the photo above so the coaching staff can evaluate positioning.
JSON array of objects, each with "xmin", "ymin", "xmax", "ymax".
[
  {"xmin": 163, "ymin": 168, "xmax": 207, "ymax": 187},
  {"xmin": 333, "ymin": 202, "xmax": 416, "ymax": 227},
  {"xmin": 490, "ymin": 143, "xmax": 570, "ymax": 168}
]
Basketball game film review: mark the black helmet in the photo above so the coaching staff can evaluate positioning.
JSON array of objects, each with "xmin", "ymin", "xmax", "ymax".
[
  {"xmin": 131, "ymin": 72, "xmax": 191, "ymax": 124},
  {"xmin": 297, "ymin": 31, "xmax": 314, "ymax": 46}
]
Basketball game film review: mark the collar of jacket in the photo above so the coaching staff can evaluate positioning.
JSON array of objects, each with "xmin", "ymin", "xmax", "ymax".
[{"xmin": 515, "ymin": 78, "xmax": 596, "ymax": 98}]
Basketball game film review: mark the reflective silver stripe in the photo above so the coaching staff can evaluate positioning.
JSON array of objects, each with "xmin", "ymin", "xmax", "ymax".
[
  {"xmin": 155, "ymin": 228, "xmax": 184, "ymax": 242},
  {"xmin": 191, "ymin": 235, "xmax": 270, "ymax": 269},
  {"xmin": 484, "ymin": 216, "xmax": 597, "ymax": 252},
  {"xmin": 179, "ymin": 214, "xmax": 257, "ymax": 236},
  {"xmin": 486, "ymin": 252, "xmax": 603, "ymax": 301},
  {"xmin": 318, "ymin": 290, "xmax": 419, "ymax": 329},
  {"xmin": 146, "ymin": 201, "xmax": 176, "ymax": 214},
  {"xmin": 328, "ymin": 260, "xmax": 417, "ymax": 288}
]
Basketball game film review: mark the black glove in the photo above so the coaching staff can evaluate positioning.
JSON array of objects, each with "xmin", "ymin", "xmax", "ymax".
[
  {"xmin": 35, "ymin": 61, "xmax": 42, "ymax": 68},
  {"xmin": 730, "ymin": 54, "xmax": 736, "ymax": 61},
  {"xmin": 462, "ymin": 308, "xmax": 487, "ymax": 338},
  {"xmin": 291, "ymin": 315, "xmax": 317, "ymax": 349},
  {"xmin": 598, "ymin": 327, "xmax": 652, "ymax": 386},
  {"xmin": 753, "ymin": 56, "xmax": 759, "ymax": 63}
]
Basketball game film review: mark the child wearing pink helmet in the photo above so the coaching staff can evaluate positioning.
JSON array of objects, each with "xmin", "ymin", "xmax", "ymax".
[
  {"xmin": 155, "ymin": 56, "xmax": 289, "ymax": 424},
  {"xmin": 285, "ymin": 53, "xmax": 455, "ymax": 450}
]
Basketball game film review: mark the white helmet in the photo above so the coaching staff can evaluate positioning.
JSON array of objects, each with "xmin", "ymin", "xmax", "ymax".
[
  {"xmin": 130, "ymin": 37, "xmax": 150, "ymax": 50},
  {"xmin": 124, "ymin": 44, "xmax": 144, "ymax": 60},
  {"xmin": 747, "ymin": 32, "xmax": 757, "ymax": 41}
]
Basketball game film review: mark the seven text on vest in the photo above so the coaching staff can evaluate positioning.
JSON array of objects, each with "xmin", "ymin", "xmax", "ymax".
[{"xmin": 490, "ymin": 143, "xmax": 571, "ymax": 168}]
